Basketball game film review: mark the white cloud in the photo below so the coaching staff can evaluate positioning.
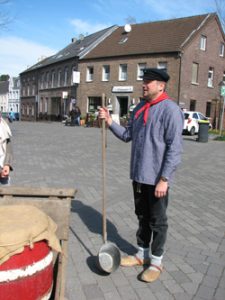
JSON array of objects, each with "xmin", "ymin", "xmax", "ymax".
[
  {"xmin": 0, "ymin": 36, "xmax": 56, "ymax": 77},
  {"xmin": 69, "ymin": 18, "xmax": 110, "ymax": 36}
]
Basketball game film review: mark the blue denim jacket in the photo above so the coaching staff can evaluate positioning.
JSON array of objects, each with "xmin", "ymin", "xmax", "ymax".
[{"xmin": 109, "ymin": 99, "xmax": 184, "ymax": 185}]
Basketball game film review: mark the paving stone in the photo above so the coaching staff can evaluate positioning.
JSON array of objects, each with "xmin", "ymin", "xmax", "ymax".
[
  {"xmin": 195, "ymin": 285, "xmax": 216, "ymax": 300},
  {"xmin": 9, "ymin": 122, "xmax": 225, "ymax": 300}
]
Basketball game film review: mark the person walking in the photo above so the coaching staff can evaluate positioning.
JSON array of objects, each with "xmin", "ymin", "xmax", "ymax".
[
  {"xmin": 0, "ymin": 114, "xmax": 13, "ymax": 185},
  {"xmin": 99, "ymin": 68, "xmax": 183, "ymax": 283}
]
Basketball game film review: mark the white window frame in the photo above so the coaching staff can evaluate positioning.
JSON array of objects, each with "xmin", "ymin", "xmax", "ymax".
[
  {"xmin": 57, "ymin": 70, "xmax": 61, "ymax": 87},
  {"xmin": 64, "ymin": 67, "xmax": 68, "ymax": 86},
  {"xmin": 51, "ymin": 72, "xmax": 55, "ymax": 88},
  {"xmin": 86, "ymin": 66, "xmax": 94, "ymax": 82},
  {"xmin": 157, "ymin": 61, "xmax": 168, "ymax": 72},
  {"xmin": 191, "ymin": 62, "xmax": 199, "ymax": 84},
  {"xmin": 137, "ymin": 63, "xmax": 146, "ymax": 80},
  {"xmin": 46, "ymin": 72, "xmax": 49, "ymax": 88},
  {"xmin": 200, "ymin": 35, "xmax": 207, "ymax": 51},
  {"xmin": 220, "ymin": 42, "xmax": 224, "ymax": 57},
  {"xmin": 208, "ymin": 67, "xmax": 214, "ymax": 88},
  {"xmin": 119, "ymin": 64, "xmax": 127, "ymax": 81},
  {"xmin": 102, "ymin": 65, "xmax": 110, "ymax": 81}
]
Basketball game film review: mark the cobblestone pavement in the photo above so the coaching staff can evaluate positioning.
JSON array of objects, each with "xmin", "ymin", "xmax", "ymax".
[{"xmin": 9, "ymin": 121, "xmax": 225, "ymax": 300}]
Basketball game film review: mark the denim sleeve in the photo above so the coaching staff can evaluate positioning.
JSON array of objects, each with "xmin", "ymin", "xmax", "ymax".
[
  {"xmin": 109, "ymin": 119, "xmax": 132, "ymax": 143},
  {"xmin": 161, "ymin": 107, "xmax": 184, "ymax": 180}
]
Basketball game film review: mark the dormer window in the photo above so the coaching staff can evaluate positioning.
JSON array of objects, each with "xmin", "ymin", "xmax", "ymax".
[
  {"xmin": 118, "ymin": 37, "xmax": 128, "ymax": 44},
  {"xmin": 200, "ymin": 35, "xmax": 207, "ymax": 51}
]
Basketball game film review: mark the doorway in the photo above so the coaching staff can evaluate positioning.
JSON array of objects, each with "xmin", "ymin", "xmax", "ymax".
[{"xmin": 117, "ymin": 96, "xmax": 128, "ymax": 117}]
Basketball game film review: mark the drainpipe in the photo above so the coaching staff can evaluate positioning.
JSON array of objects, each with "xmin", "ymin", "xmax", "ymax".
[{"xmin": 177, "ymin": 51, "xmax": 182, "ymax": 106}]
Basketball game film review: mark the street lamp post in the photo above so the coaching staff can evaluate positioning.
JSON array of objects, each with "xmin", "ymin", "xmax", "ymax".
[{"xmin": 219, "ymin": 81, "xmax": 225, "ymax": 136}]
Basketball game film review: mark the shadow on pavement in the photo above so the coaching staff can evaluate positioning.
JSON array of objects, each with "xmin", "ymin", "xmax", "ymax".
[{"xmin": 70, "ymin": 199, "xmax": 137, "ymax": 274}]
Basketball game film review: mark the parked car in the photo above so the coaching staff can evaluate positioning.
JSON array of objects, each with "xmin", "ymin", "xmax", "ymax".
[{"xmin": 183, "ymin": 111, "xmax": 212, "ymax": 135}]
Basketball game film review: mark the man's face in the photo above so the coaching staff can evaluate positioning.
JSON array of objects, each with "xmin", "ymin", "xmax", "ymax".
[{"xmin": 142, "ymin": 80, "xmax": 165, "ymax": 100}]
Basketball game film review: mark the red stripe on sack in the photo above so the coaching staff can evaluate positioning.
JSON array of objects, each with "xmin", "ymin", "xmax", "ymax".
[
  {"xmin": 0, "ymin": 263, "xmax": 53, "ymax": 300},
  {"xmin": 0, "ymin": 241, "xmax": 51, "ymax": 271}
]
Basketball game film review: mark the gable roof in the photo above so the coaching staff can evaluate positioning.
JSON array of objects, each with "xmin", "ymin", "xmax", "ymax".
[
  {"xmin": 83, "ymin": 13, "xmax": 217, "ymax": 59},
  {"xmin": 20, "ymin": 25, "xmax": 118, "ymax": 74}
]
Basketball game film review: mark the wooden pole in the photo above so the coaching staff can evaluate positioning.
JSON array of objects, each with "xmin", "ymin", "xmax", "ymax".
[{"xmin": 101, "ymin": 93, "xmax": 107, "ymax": 243}]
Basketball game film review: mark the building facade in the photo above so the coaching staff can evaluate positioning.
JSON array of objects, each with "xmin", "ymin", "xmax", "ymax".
[
  {"xmin": 19, "ymin": 13, "xmax": 225, "ymax": 128},
  {"xmin": 20, "ymin": 26, "xmax": 117, "ymax": 121},
  {"xmin": 77, "ymin": 13, "xmax": 225, "ymax": 128},
  {"xmin": 0, "ymin": 77, "xmax": 20, "ymax": 116}
]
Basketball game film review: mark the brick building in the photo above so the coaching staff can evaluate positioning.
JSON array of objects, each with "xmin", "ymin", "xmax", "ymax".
[
  {"xmin": 20, "ymin": 26, "xmax": 117, "ymax": 121},
  {"xmin": 0, "ymin": 77, "xmax": 20, "ymax": 116},
  {"xmin": 20, "ymin": 13, "xmax": 225, "ymax": 128},
  {"xmin": 77, "ymin": 13, "xmax": 225, "ymax": 128}
]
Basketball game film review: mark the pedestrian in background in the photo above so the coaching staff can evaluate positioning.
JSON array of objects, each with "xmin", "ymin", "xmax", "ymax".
[
  {"xmin": 0, "ymin": 114, "xmax": 13, "ymax": 185},
  {"xmin": 99, "ymin": 68, "xmax": 183, "ymax": 283}
]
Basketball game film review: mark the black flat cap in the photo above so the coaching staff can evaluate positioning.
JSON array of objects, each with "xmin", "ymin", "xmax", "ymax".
[{"xmin": 142, "ymin": 68, "xmax": 170, "ymax": 82}]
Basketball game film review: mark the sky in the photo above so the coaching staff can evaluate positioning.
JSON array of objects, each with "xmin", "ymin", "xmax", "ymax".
[{"xmin": 0, "ymin": 0, "xmax": 219, "ymax": 77}]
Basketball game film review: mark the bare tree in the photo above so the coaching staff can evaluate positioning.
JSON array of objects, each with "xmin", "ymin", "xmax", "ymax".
[
  {"xmin": 0, "ymin": 0, "xmax": 11, "ymax": 29},
  {"xmin": 215, "ymin": 0, "xmax": 225, "ymax": 30}
]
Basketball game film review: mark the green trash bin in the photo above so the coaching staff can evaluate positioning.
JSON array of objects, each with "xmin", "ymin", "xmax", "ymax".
[{"xmin": 198, "ymin": 120, "xmax": 209, "ymax": 142}]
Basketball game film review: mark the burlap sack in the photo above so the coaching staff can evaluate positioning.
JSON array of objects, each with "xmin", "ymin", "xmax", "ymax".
[{"xmin": 0, "ymin": 205, "xmax": 61, "ymax": 265}]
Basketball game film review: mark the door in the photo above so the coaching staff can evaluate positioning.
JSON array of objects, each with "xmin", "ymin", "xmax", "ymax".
[{"xmin": 117, "ymin": 96, "xmax": 128, "ymax": 117}]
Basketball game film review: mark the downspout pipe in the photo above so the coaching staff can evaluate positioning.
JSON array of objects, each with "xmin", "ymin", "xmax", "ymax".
[{"xmin": 177, "ymin": 51, "xmax": 182, "ymax": 106}]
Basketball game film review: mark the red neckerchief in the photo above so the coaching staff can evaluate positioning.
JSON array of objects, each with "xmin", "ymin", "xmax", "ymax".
[{"xmin": 134, "ymin": 92, "xmax": 169, "ymax": 125}]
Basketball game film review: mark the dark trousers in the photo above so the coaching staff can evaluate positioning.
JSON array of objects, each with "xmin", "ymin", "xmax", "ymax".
[{"xmin": 133, "ymin": 181, "xmax": 168, "ymax": 257}]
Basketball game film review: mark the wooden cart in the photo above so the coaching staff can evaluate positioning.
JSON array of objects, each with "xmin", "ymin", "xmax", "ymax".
[{"xmin": 0, "ymin": 186, "xmax": 77, "ymax": 300}]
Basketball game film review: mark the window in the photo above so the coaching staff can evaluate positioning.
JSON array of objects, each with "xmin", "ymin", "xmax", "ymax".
[
  {"xmin": 220, "ymin": 43, "xmax": 224, "ymax": 57},
  {"xmin": 51, "ymin": 71, "xmax": 55, "ymax": 88},
  {"xmin": 40, "ymin": 98, "xmax": 43, "ymax": 113},
  {"xmin": 119, "ymin": 64, "xmax": 127, "ymax": 81},
  {"xmin": 190, "ymin": 100, "xmax": 196, "ymax": 111},
  {"xmin": 86, "ymin": 66, "xmax": 94, "ymax": 81},
  {"xmin": 157, "ymin": 62, "xmax": 168, "ymax": 72},
  {"xmin": 200, "ymin": 35, "xmax": 207, "ymax": 51},
  {"xmin": 45, "ymin": 98, "xmax": 48, "ymax": 113},
  {"xmin": 102, "ymin": 65, "xmax": 110, "ymax": 81},
  {"xmin": 41, "ymin": 74, "xmax": 44, "ymax": 89},
  {"xmin": 46, "ymin": 72, "xmax": 49, "ymax": 88},
  {"xmin": 191, "ymin": 63, "xmax": 199, "ymax": 84},
  {"xmin": 64, "ymin": 67, "xmax": 68, "ymax": 86},
  {"xmin": 223, "ymin": 71, "xmax": 225, "ymax": 82},
  {"xmin": 57, "ymin": 70, "xmax": 61, "ymax": 87},
  {"xmin": 208, "ymin": 67, "xmax": 214, "ymax": 87},
  {"xmin": 88, "ymin": 97, "xmax": 101, "ymax": 112},
  {"xmin": 137, "ymin": 63, "xmax": 146, "ymax": 80}
]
